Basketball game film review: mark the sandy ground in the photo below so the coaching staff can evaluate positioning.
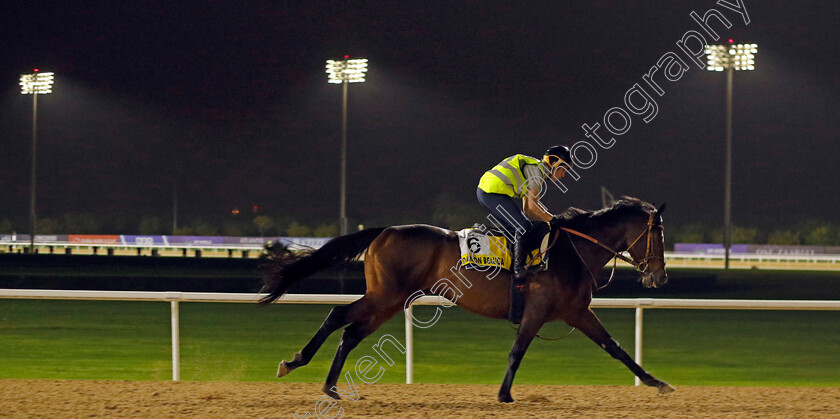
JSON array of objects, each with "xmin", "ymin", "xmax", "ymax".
[{"xmin": 1, "ymin": 380, "xmax": 839, "ymax": 418}]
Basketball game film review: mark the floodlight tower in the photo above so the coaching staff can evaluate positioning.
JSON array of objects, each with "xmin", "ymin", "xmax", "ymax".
[
  {"xmin": 705, "ymin": 41, "xmax": 757, "ymax": 269},
  {"xmin": 19, "ymin": 70, "xmax": 55, "ymax": 252},
  {"xmin": 326, "ymin": 56, "xmax": 368, "ymax": 235}
]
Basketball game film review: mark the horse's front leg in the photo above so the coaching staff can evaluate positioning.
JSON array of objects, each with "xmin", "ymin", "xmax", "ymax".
[
  {"xmin": 498, "ymin": 316, "xmax": 542, "ymax": 403},
  {"xmin": 570, "ymin": 308, "xmax": 675, "ymax": 394}
]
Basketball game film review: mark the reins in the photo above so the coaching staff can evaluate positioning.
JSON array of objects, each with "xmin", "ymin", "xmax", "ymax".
[
  {"xmin": 560, "ymin": 212, "xmax": 658, "ymax": 291},
  {"xmin": 560, "ymin": 227, "xmax": 636, "ymax": 266},
  {"xmin": 509, "ymin": 321, "xmax": 577, "ymax": 341}
]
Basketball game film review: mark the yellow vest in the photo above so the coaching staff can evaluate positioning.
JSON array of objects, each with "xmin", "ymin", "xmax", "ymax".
[{"xmin": 478, "ymin": 154, "xmax": 543, "ymax": 198}]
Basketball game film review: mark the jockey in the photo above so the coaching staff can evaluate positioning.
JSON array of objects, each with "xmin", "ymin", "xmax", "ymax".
[{"xmin": 476, "ymin": 145, "xmax": 572, "ymax": 324}]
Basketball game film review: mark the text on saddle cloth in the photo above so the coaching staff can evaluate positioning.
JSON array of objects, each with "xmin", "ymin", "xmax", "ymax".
[{"xmin": 457, "ymin": 228, "xmax": 549, "ymax": 271}]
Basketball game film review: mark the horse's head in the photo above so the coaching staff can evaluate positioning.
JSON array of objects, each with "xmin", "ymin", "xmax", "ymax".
[
  {"xmin": 552, "ymin": 198, "xmax": 669, "ymax": 289},
  {"xmin": 624, "ymin": 201, "xmax": 668, "ymax": 288}
]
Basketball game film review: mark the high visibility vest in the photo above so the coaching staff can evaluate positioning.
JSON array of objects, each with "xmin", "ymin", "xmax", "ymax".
[{"xmin": 478, "ymin": 154, "xmax": 544, "ymax": 198}]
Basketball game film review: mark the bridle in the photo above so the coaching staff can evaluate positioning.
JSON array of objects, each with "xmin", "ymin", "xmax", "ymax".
[
  {"xmin": 622, "ymin": 211, "xmax": 662, "ymax": 274},
  {"xmin": 560, "ymin": 211, "xmax": 662, "ymax": 290}
]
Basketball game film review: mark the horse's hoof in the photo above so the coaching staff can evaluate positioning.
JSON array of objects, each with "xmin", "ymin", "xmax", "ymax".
[
  {"xmin": 497, "ymin": 393, "xmax": 515, "ymax": 403},
  {"xmin": 322, "ymin": 386, "xmax": 341, "ymax": 400},
  {"xmin": 277, "ymin": 361, "xmax": 291, "ymax": 378},
  {"xmin": 657, "ymin": 382, "xmax": 676, "ymax": 394}
]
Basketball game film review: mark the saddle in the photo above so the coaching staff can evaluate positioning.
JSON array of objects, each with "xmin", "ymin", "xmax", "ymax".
[{"xmin": 457, "ymin": 224, "xmax": 550, "ymax": 271}]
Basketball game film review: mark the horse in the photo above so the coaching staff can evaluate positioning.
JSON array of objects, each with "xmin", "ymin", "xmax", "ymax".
[{"xmin": 260, "ymin": 197, "xmax": 674, "ymax": 402}]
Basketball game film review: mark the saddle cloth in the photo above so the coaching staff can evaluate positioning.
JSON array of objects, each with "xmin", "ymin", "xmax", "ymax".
[{"xmin": 457, "ymin": 227, "xmax": 550, "ymax": 271}]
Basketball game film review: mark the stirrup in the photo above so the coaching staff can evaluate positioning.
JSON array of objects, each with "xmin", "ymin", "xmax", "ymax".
[
  {"xmin": 526, "ymin": 261, "xmax": 546, "ymax": 274},
  {"xmin": 518, "ymin": 260, "xmax": 546, "ymax": 276}
]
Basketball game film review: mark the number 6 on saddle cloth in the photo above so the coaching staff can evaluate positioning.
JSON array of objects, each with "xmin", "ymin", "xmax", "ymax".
[{"xmin": 457, "ymin": 222, "xmax": 551, "ymax": 273}]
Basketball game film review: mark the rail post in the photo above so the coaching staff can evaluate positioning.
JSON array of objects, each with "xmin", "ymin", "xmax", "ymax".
[
  {"xmin": 405, "ymin": 304, "xmax": 414, "ymax": 384},
  {"xmin": 170, "ymin": 300, "xmax": 180, "ymax": 381},
  {"xmin": 634, "ymin": 306, "xmax": 643, "ymax": 386}
]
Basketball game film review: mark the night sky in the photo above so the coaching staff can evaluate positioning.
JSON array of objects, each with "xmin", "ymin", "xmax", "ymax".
[{"xmin": 1, "ymin": 1, "xmax": 838, "ymax": 230}]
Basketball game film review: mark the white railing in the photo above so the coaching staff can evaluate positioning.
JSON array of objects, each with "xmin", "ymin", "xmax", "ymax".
[
  {"xmin": 668, "ymin": 252, "xmax": 840, "ymax": 261},
  {"xmin": 2, "ymin": 289, "xmax": 839, "ymax": 385}
]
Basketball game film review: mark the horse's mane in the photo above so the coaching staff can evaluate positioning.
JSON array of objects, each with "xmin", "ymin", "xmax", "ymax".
[{"xmin": 554, "ymin": 196, "xmax": 654, "ymax": 229}]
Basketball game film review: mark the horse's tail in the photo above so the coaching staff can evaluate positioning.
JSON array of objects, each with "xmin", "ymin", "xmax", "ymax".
[{"xmin": 258, "ymin": 227, "xmax": 387, "ymax": 305}]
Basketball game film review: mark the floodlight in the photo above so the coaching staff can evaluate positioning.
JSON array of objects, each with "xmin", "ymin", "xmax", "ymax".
[
  {"xmin": 20, "ymin": 72, "xmax": 55, "ymax": 94},
  {"xmin": 703, "ymin": 43, "xmax": 759, "ymax": 268},
  {"xmin": 705, "ymin": 43, "xmax": 758, "ymax": 71},
  {"xmin": 325, "ymin": 57, "xmax": 369, "ymax": 236},
  {"xmin": 326, "ymin": 58, "xmax": 368, "ymax": 84},
  {"xmin": 19, "ymin": 70, "xmax": 55, "ymax": 252}
]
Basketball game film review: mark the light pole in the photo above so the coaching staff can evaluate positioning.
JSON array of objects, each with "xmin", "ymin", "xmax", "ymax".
[
  {"xmin": 326, "ymin": 56, "xmax": 367, "ymax": 236},
  {"xmin": 19, "ymin": 70, "xmax": 54, "ymax": 253},
  {"xmin": 705, "ymin": 41, "xmax": 757, "ymax": 269}
]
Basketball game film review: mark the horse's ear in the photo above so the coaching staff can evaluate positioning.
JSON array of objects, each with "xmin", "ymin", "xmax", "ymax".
[{"xmin": 656, "ymin": 202, "xmax": 667, "ymax": 215}]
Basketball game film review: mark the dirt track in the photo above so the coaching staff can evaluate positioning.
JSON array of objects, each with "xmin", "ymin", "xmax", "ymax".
[{"xmin": 1, "ymin": 380, "xmax": 838, "ymax": 418}]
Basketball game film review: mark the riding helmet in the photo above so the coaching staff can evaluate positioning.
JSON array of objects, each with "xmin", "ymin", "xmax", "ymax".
[{"xmin": 543, "ymin": 145, "xmax": 571, "ymax": 165}]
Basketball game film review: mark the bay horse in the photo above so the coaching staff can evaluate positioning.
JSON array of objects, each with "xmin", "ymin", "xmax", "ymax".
[{"xmin": 260, "ymin": 197, "xmax": 674, "ymax": 402}]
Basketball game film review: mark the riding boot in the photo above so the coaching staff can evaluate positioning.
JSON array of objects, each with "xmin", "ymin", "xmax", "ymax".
[{"xmin": 509, "ymin": 231, "xmax": 529, "ymax": 324}]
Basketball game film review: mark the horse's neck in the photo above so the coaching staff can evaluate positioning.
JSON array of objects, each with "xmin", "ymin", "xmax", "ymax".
[
  {"xmin": 580, "ymin": 221, "xmax": 628, "ymax": 251},
  {"xmin": 575, "ymin": 220, "xmax": 632, "ymax": 268}
]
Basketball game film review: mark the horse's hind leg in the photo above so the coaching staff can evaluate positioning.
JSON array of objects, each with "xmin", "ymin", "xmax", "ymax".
[
  {"xmin": 322, "ymin": 305, "xmax": 401, "ymax": 399},
  {"xmin": 277, "ymin": 299, "xmax": 369, "ymax": 378},
  {"xmin": 569, "ymin": 308, "xmax": 675, "ymax": 394}
]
